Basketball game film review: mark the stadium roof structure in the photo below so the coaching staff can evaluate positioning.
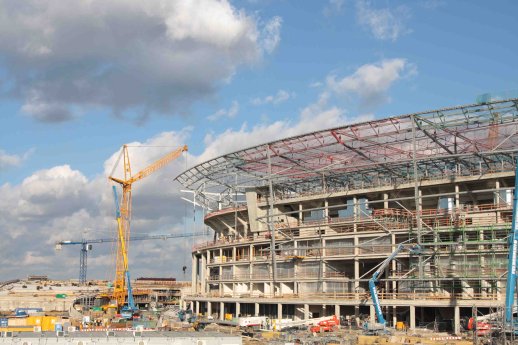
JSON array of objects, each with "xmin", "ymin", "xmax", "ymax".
[{"xmin": 176, "ymin": 98, "xmax": 518, "ymax": 210}]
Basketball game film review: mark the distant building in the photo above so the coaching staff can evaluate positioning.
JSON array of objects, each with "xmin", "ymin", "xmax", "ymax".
[{"xmin": 27, "ymin": 275, "xmax": 48, "ymax": 281}]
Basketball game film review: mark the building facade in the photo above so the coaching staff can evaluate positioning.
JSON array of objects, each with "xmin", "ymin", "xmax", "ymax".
[{"xmin": 176, "ymin": 98, "xmax": 518, "ymax": 333}]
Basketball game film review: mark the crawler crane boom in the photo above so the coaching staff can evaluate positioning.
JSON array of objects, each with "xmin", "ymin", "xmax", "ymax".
[{"xmin": 368, "ymin": 243, "xmax": 421, "ymax": 327}]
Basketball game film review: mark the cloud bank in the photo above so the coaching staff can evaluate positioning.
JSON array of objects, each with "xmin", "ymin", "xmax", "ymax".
[{"xmin": 0, "ymin": 0, "xmax": 281, "ymax": 123}]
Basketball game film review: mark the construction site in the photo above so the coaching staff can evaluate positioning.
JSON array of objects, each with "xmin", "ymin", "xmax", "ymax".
[{"xmin": 2, "ymin": 97, "xmax": 518, "ymax": 345}]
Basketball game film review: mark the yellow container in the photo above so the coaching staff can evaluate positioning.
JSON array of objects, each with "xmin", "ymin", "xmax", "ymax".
[
  {"xmin": 26, "ymin": 316, "xmax": 43, "ymax": 326},
  {"xmin": 224, "ymin": 313, "xmax": 233, "ymax": 321},
  {"xmin": 42, "ymin": 316, "xmax": 58, "ymax": 331}
]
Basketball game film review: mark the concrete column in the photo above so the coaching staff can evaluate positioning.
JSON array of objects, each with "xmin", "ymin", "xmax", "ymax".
[
  {"xmin": 195, "ymin": 301, "xmax": 200, "ymax": 315},
  {"xmin": 392, "ymin": 306, "xmax": 397, "ymax": 328},
  {"xmin": 191, "ymin": 255, "xmax": 197, "ymax": 294},
  {"xmin": 390, "ymin": 233, "xmax": 396, "ymax": 295},
  {"xmin": 304, "ymin": 304, "xmax": 310, "ymax": 320},
  {"xmin": 245, "ymin": 190, "xmax": 259, "ymax": 232},
  {"xmin": 278, "ymin": 303, "xmax": 283, "ymax": 319},
  {"xmin": 233, "ymin": 246, "xmax": 236, "ymax": 261},
  {"xmin": 201, "ymin": 254, "xmax": 207, "ymax": 293},
  {"xmin": 298, "ymin": 203, "xmax": 303, "ymax": 224},
  {"xmin": 417, "ymin": 188, "xmax": 422, "ymax": 214},
  {"xmin": 335, "ymin": 304, "xmax": 340, "ymax": 318},
  {"xmin": 454, "ymin": 306, "xmax": 460, "ymax": 335},
  {"xmin": 353, "ymin": 236, "xmax": 359, "ymax": 256},
  {"xmin": 496, "ymin": 180, "xmax": 501, "ymax": 222},
  {"xmin": 354, "ymin": 233, "xmax": 360, "ymax": 298},
  {"xmin": 255, "ymin": 303, "xmax": 259, "ymax": 316},
  {"xmin": 353, "ymin": 197, "xmax": 358, "ymax": 232},
  {"xmin": 455, "ymin": 184, "xmax": 460, "ymax": 209},
  {"xmin": 207, "ymin": 301, "xmax": 212, "ymax": 317},
  {"xmin": 370, "ymin": 305, "xmax": 375, "ymax": 323},
  {"xmin": 220, "ymin": 302, "xmax": 225, "ymax": 320},
  {"xmin": 383, "ymin": 193, "xmax": 389, "ymax": 209},
  {"xmin": 189, "ymin": 301, "xmax": 194, "ymax": 311},
  {"xmin": 354, "ymin": 259, "xmax": 360, "ymax": 298},
  {"xmin": 236, "ymin": 302, "xmax": 241, "ymax": 317},
  {"xmin": 409, "ymin": 305, "xmax": 416, "ymax": 329},
  {"xmin": 324, "ymin": 199, "xmax": 329, "ymax": 218}
]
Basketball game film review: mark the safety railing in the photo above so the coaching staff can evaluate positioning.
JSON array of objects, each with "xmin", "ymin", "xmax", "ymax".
[
  {"xmin": 193, "ymin": 202, "xmax": 513, "ymax": 251},
  {"xmin": 193, "ymin": 290, "xmax": 500, "ymax": 301}
]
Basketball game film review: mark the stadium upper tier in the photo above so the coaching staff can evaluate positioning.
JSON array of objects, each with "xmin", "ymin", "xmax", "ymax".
[{"xmin": 176, "ymin": 98, "xmax": 518, "ymax": 209}]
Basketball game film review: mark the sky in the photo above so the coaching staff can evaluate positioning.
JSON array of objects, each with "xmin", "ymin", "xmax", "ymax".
[{"xmin": 0, "ymin": 0, "xmax": 517, "ymax": 281}]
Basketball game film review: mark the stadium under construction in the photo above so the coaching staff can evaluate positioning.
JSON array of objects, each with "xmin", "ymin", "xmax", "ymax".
[{"xmin": 176, "ymin": 97, "xmax": 518, "ymax": 334}]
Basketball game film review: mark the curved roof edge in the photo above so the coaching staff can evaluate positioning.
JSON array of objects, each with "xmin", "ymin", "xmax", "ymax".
[{"xmin": 176, "ymin": 98, "xmax": 518, "ymax": 195}]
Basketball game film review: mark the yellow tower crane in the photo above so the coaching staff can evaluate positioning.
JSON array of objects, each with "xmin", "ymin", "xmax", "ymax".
[{"xmin": 108, "ymin": 144, "xmax": 188, "ymax": 307}]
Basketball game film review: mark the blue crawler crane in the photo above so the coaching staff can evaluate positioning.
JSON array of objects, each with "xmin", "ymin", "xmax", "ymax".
[{"xmin": 367, "ymin": 242, "xmax": 421, "ymax": 332}]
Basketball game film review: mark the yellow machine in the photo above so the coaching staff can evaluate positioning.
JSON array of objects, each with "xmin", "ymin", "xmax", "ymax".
[{"xmin": 108, "ymin": 144, "xmax": 188, "ymax": 307}]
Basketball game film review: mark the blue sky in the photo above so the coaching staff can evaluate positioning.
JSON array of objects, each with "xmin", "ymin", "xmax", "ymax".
[{"xmin": 0, "ymin": 0, "xmax": 517, "ymax": 280}]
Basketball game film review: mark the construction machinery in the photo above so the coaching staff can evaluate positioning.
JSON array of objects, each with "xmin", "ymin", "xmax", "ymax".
[
  {"xmin": 112, "ymin": 186, "xmax": 136, "ymax": 319},
  {"xmin": 368, "ymin": 243, "xmax": 421, "ymax": 331},
  {"xmin": 503, "ymin": 158, "xmax": 518, "ymax": 336},
  {"xmin": 309, "ymin": 315, "xmax": 340, "ymax": 333},
  {"xmin": 108, "ymin": 144, "xmax": 188, "ymax": 308}
]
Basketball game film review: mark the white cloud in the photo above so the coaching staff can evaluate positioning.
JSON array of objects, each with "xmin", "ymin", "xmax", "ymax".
[
  {"xmin": 251, "ymin": 89, "xmax": 294, "ymax": 106},
  {"xmin": 207, "ymin": 101, "xmax": 239, "ymax": 121},
  {"xmin": 0, "ymin": 150, "xmax": 22, "ymax": 170},
  {"xmin": 323, "ymin": 0, "xmax": 345, "ymax": 17},
  {"xmin": 260, "ymin": 16, "xmax": 282, "ymax": 54},
  {"xmin": 0, "ymin": 148, "xmax": 33, "ymax": 170},
  {"xmin": 356, "ymin": 0, "xmax": 411, "ymax": 41},
  {"xmin": 326, "ymin": 58, "xmax": 416, "ymax": 110},
  {"xmin": 0, "ymin": 0, "xmax": 281, "ymax": 123}
]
